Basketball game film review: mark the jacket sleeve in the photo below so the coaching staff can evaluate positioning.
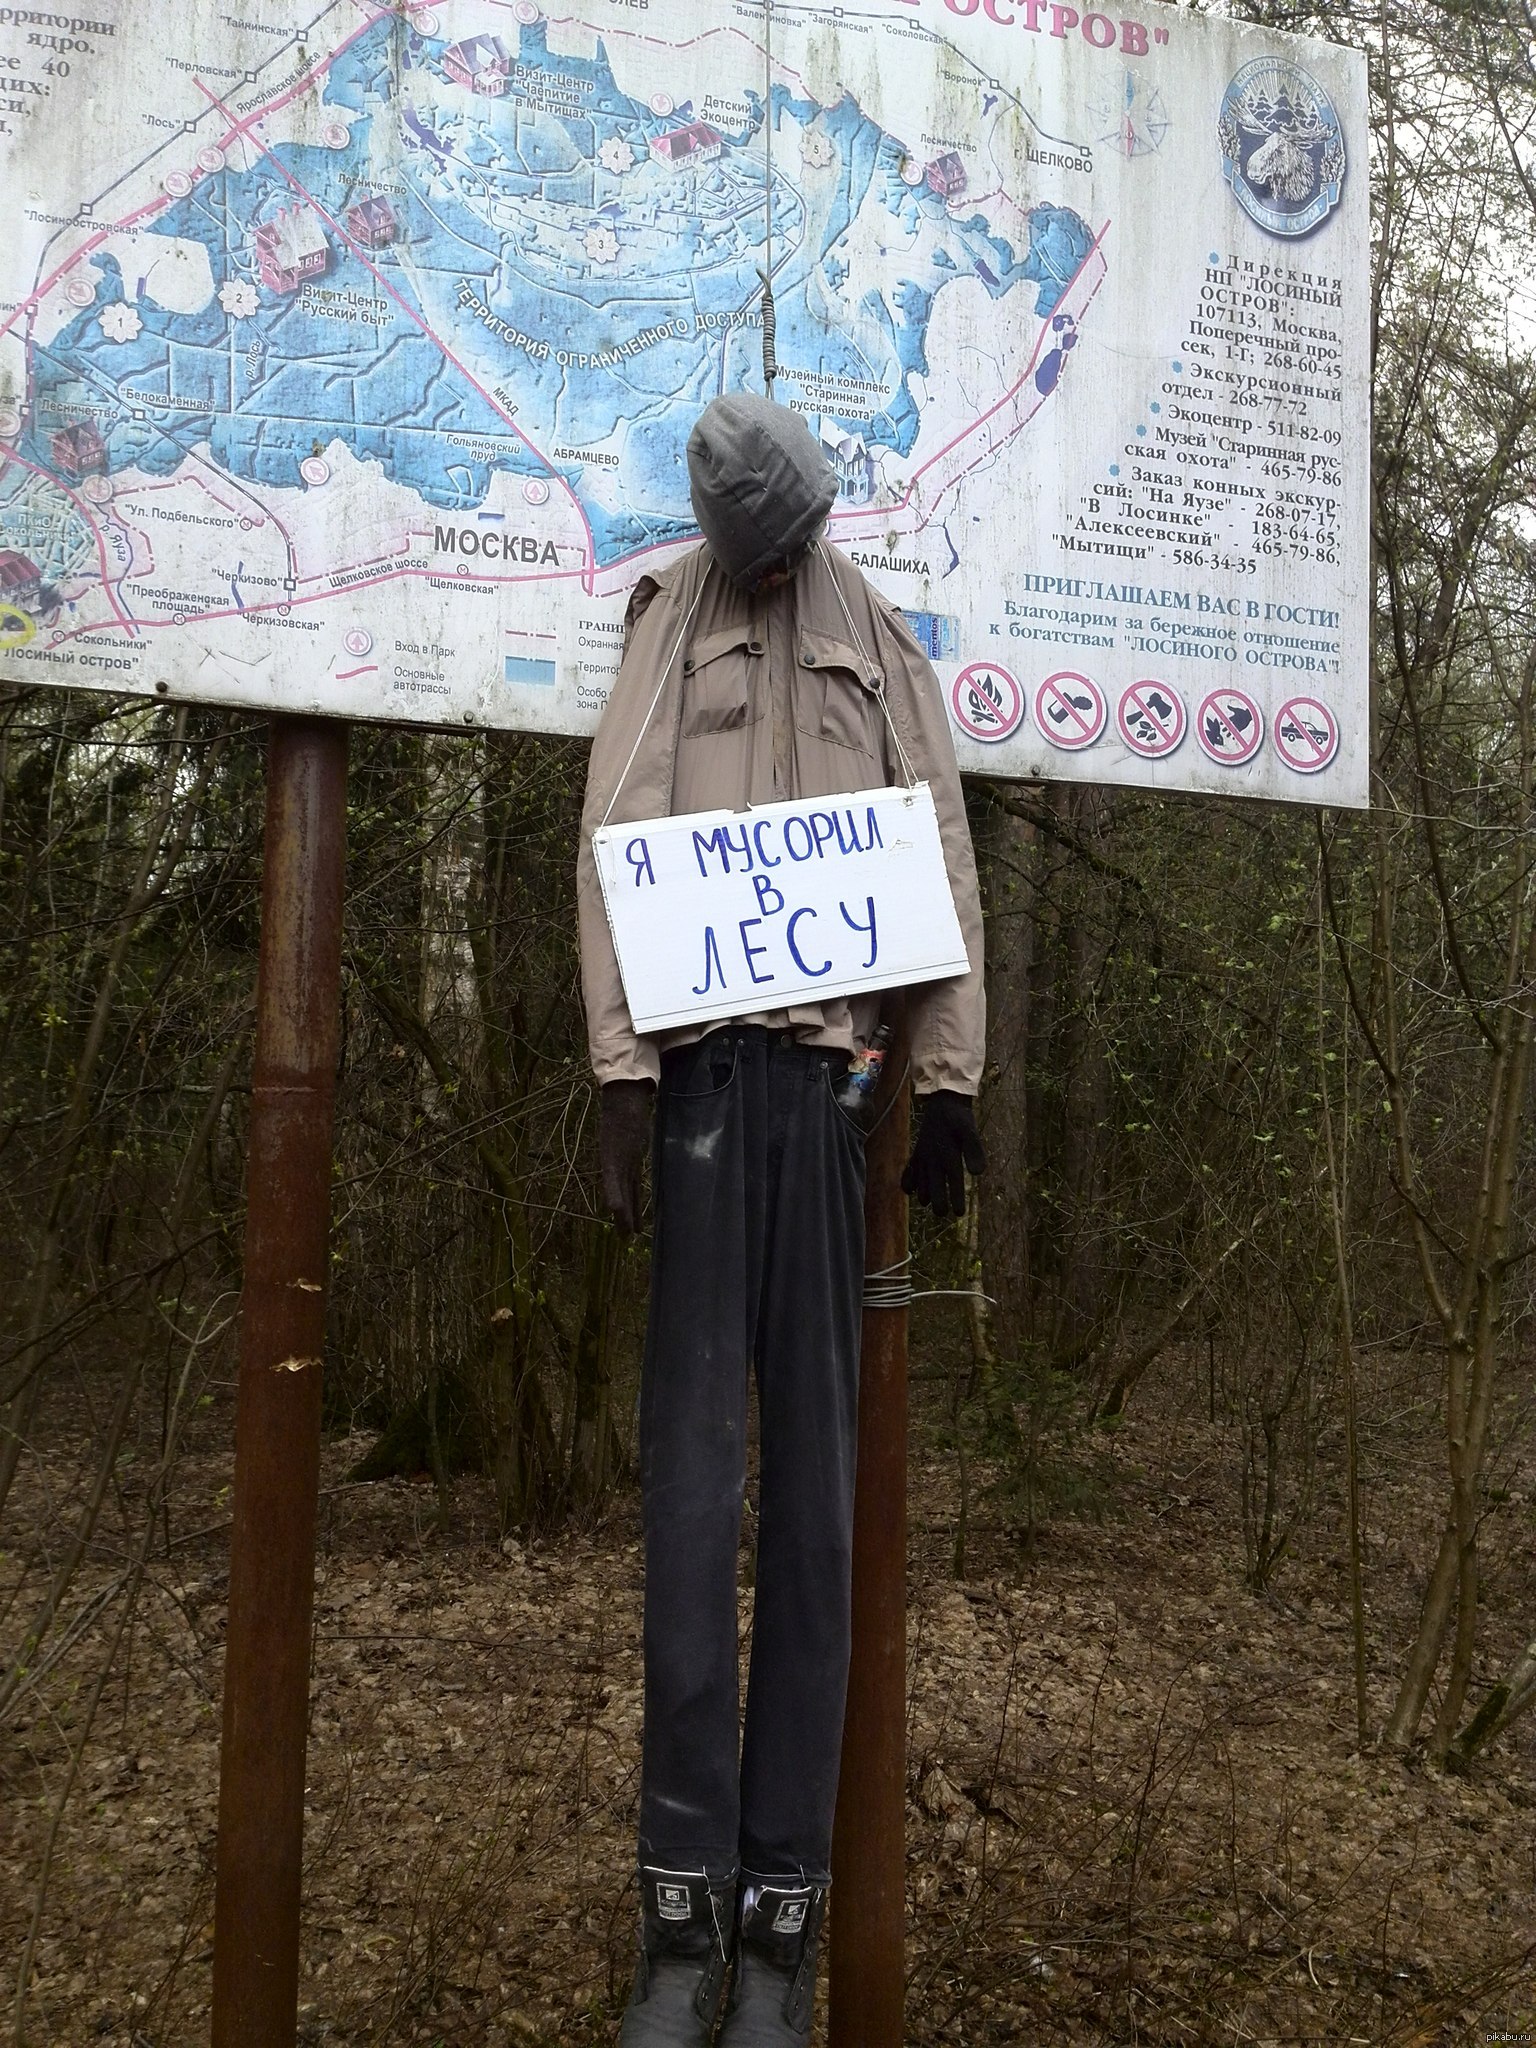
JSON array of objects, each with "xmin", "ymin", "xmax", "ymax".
[
  {"xmin": 872, "ymin": 598, "xmax": 986, "ymax": 1097},
  {"xmin": 576, "ymin": 575, "xmax": 672, "ymax": 1087}
]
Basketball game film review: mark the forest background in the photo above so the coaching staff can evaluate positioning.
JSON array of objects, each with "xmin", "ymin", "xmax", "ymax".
[{"xmin": 3, "ymin": 0, "xmax": 1536, "ymax": 2041}]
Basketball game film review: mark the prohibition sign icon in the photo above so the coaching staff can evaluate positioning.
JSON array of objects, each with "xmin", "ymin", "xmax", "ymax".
[
  {"xmin": 1033, "ymin": 669, "xmax": 1107, "ymax": 751},
  {"xmin": 1116, "ymin": 679, "xmax": 1186, "ymax": 759},
  {"xmin": 1273, "ymin": 695, "xmax": 1339, "ymax": 774},
  {"xmin": 950, "ymin": 661, "xmax": 1025, "ymax": 743},
  {"xmin": 1196, "ymin": 685, "xmax": 1263, "ymax": 766}
]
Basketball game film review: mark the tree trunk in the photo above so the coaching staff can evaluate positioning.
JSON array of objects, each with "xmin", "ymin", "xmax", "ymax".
[
  {"xmin": 1054, "ymin": 814, "xmax": 1112, "ymax": 1360},
  {"xmin": 1383, "ymin": 1519, "xmax": 1458, "ymax": 1749},
  {"xmin": 567, "ymin": 1221, "xmax": 626, "ymax": 1510},
  {"xmin": 975, "ymin": 792, "xmax": 1035, "ymax": 1364},
  {"xmin": 487, "ymin": 1195, "xmax": 559, "ymax": 1531}
]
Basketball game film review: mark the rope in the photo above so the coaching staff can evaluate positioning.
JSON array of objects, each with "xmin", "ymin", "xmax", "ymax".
[
  {"xmin": 862, "ymin": 1257, "xmax": 914, "ymax": 1310},
  {"xmin": 814, "ymin": 544, "xmax": 919, "ymax": 788},
  {"xmin": 596, "ymin": 582, "xmax": 707, "ymax": 829},
  {"xmin": 862, "ymin": 1255, "xmax": 996, "ymax": 1312}
]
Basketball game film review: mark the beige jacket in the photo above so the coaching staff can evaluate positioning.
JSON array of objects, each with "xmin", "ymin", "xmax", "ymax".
[{"xmin": 577, "ymin": 541, "xmax": 985, "ymax": 1094}]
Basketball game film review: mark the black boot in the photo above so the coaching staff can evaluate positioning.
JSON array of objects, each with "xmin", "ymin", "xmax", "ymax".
[
  {"xmin": 717, "ymin": 1879, "xmax": 827, "ymax": 2044},
  {"xmin": 619, "ymin": 1866, "xmax": 736, "ymax": 2046}
]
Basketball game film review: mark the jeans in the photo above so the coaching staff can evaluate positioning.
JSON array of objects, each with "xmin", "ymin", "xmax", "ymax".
[{"xmin": 637, "ymin": 1026, "xmax": 866, "ymax": 1882}]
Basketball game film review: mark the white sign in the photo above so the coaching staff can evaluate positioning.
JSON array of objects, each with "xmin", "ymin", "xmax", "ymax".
[
  {"xmin": 592, "ymin": 784, "xmax": 969, "ymax": 1035},
  {"xmin": 0, "ymin": 0, "xmax": 1367, "ymax": 805}
]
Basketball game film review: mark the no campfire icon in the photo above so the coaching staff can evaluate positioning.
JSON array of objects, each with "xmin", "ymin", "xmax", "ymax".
[{"xmin": 950, "ymin": 662, "xmax": 1025, "ymax": 743}]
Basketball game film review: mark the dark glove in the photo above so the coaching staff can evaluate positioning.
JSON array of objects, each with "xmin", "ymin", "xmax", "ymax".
[
  {"xmin": 901, "ymin": 1090, "xmax": 987, "ymax": 1219},
  {"xmin": 599, "ymin": 1079, "xmax": 654, "ymax": 1237}
]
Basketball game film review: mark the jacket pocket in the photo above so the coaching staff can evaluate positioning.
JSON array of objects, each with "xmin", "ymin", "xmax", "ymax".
[
  {"xmin": 820, "ymin": 1059, "xmax": 870, "ymax": 1143},
  {"xmin": 681, "ymin": 626, "xmax": 765, "ymax": 737},
  {"xmin": 793, "ymin": 632, "xmax": 884, "ymax": 761}
]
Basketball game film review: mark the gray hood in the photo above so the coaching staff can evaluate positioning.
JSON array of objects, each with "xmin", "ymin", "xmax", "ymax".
[{"xmin": 686, "ymin": 394, "xmax": 838, "ymax": 590}]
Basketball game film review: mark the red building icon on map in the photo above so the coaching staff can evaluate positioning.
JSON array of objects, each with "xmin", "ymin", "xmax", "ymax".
[
  {"xmin": 925, "ymin": 151, "xmax": 968, "ymax": 199},
  {"xmin": 442, "ymin": 35, "xmax": 510, "ymax": 95},
  {"xmin": 0, "ymin": 550, "xmax": 42, "ymax": 610},
  {"xmin": 650, "ymin": 122, "xmax": 723, "ymax": 168},
  {"xmin": 346, "ymin": 195, "xmax": 398, "ymax": 249},
  {"xmin": 50, "ymin": 421, "xmax": 107, "ymax": 480},
  {"xmin": 254, "ymin": 206, "xmax": 330, "ymax": 294}
]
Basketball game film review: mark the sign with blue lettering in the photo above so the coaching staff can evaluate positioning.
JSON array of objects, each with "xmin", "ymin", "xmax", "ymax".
[{"xmin": 591, "ymin": 783, "xmax": 970, "ymax": 1035}]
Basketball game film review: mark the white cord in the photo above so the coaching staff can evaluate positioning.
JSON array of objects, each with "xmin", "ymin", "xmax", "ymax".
[
  {"xmin": 601, "ymin": 534, "xmax": 912, "ymax": 836},
  {"xmin": 862, "ymin": 1258, "xmax": 911, "ymax": 1309},
  {"xmin": 597, "ymin": 582, "xmax": 707, "ymax": 829},
  {"xmin": 862, "ymin": 1255, "xmax": 995, "ymax": 1312},
  {"xmin": 815, "ymin": 545, "xmax": 918, "ymax": 789}
]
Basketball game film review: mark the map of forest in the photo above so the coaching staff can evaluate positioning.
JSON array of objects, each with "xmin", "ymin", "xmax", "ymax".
[{"xmin": 0, "ymin": 1, "xmax": 1100, "ymax": 640}]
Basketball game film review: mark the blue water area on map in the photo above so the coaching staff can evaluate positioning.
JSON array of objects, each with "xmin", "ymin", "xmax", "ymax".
[
  {"xmin": 24, "ymin": 14, "xmax": 1096, "ymax": 568},
  {"xmin": 25, "ymin": 132, "xmax": 526, "ymax": 508},
  {"xmin": 504, "ymin": 654, "xmax": 557, "ymax": 686}
]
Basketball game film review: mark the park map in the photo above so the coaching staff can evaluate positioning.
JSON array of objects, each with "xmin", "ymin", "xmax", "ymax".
[{"xmin": 0, "ymin": 0, "xmax": 1369, "ymax": 802}]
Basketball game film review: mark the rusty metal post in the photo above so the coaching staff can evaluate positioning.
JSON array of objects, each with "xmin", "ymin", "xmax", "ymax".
[
  {"xmin": 829, "ymin": 999, "xmax": 910, "ymax": 2048},
  {"xmin": 211, "ymin": 715, "xmax": 349, "ymax": 2048}
]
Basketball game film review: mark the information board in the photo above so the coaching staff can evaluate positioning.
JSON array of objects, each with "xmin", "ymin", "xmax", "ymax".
[{"xmin": 0, "ymin": 0, "xmax": 1368, "ymax": 804}]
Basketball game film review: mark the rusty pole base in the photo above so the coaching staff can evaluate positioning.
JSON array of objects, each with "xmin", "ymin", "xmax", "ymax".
[
  {"xmin": 211, "ymin": 716, "xmax": 348, "ymax": 2048},
  {"xmin": 829, "ymin": 1001, "xmax": 910, "ymax": 2048}
]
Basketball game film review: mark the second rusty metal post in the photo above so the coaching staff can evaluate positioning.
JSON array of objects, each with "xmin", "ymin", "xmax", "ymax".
[
  {"xmin": 211, "ymin": 715, "xmax": 349, "ymax": 2048},
  {"xmin": 829, "ymin": 1002, "xmax": 910, "ymax": 2048}
]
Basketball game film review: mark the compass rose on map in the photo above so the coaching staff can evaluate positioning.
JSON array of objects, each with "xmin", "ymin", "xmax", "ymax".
[{"xmin": 1090, "ymin": 69, "xmax": 1170, "ymax": 160}]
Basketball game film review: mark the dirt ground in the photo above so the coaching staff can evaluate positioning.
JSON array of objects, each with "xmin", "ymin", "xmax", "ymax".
[{"xmin": 3, "ymin": 1340, "xmax": 1534, "ymax": 2046}]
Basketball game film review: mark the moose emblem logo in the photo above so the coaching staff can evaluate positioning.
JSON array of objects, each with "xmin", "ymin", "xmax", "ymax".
[{"xmin": 1218, "ymin": 59, "xmax": 1346, "ymax": 239}]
